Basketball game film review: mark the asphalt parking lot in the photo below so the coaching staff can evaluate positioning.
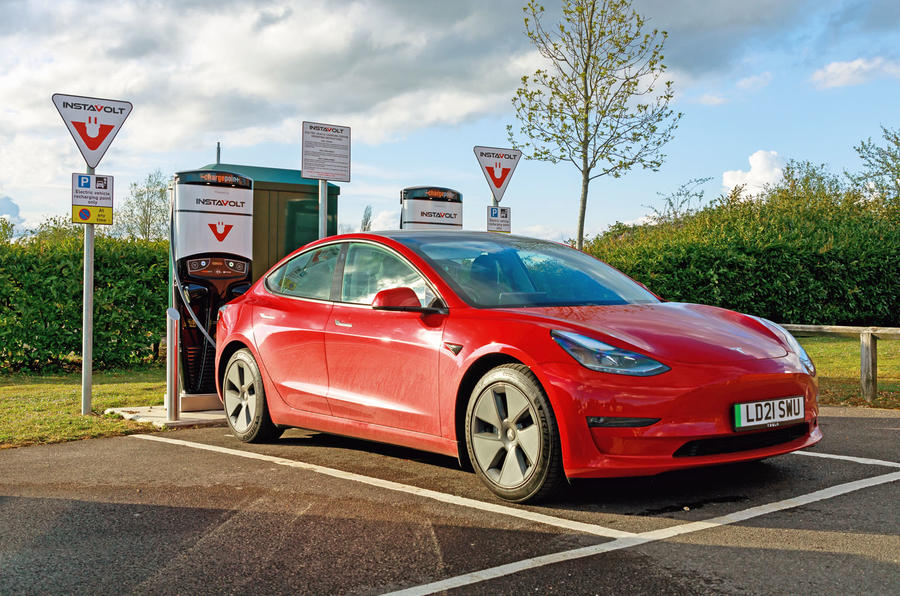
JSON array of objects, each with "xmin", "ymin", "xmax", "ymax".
[{"xmin": 1, "ymin": 406, "xmax": 898, "ymax": 595}]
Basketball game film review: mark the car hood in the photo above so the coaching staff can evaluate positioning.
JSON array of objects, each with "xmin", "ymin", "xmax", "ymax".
[{"xmin": 505, "ymin": 302, "xmax": 788, "ymax": 364}]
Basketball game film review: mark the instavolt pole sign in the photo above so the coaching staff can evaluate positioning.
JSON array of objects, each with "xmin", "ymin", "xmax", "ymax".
[
  {"xmin": 52, "ymin": 93, "xmax": 132, "ymax": 415},
  {"xmin": 474, "ymin": 146, "xmax": 521, "ymax": 233}
]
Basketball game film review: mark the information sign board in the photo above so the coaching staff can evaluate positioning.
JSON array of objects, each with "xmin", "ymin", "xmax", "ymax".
[
  {"xmin": 71, "ymin": 173, "xmax": 114, "ymax": 225},
  {"xmin": 301, "ymin": 121, "xmax": 351, "ymax": 182},
  {"xmin": 487, "ymin": 205, "xmax": 511, "ymax": 233}
]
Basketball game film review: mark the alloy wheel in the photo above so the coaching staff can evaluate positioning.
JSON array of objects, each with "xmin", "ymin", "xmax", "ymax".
[
  {"xmin": 223, "ymin": 359, "xmax": 258, "ymax": 434},
  {"xmin": 469, "ymin": 382, "xmax": 542, "ymax": 488}
]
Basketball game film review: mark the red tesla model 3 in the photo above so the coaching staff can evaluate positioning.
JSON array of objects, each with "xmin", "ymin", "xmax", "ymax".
[{"xmin": 215, "ymin": 231, "xmax": 821, "ymax": 502}]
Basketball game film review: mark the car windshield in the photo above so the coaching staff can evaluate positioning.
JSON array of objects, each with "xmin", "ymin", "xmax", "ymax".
[{"xmin": 398, "ymin": 235, "xmax": 660, "ymax": 308}]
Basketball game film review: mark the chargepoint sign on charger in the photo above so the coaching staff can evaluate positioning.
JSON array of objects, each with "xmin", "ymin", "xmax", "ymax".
[{"xmin": 173, "ymin": 172, "xmax": 253, "ymax": 260}]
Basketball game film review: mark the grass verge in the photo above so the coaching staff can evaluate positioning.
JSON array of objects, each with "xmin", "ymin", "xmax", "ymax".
[
  {"xmin": 0, "ymin": 366, "xmax": 165, "ymax": 449},
  {"xmin": 797, "ymin": 336, "xmax": 899, "ymax": 408},
  {"xmin": 0, "ymin": 337, "xmax": 896, "ymax": 450}
]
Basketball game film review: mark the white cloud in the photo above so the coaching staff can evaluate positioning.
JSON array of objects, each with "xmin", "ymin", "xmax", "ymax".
[
  {"xmin": 622, "ymin": 215, "xmax": 654, "ymax": 227},
  {"xmin": 811, "ymin": 57, "xmax": 900, "ymax": 89},
  {"xmin": 698, "ymin": 94, "xmax": 727, "ymax": 106},
  {"xmin": 736, "ymin": 71, "xmax": 772, "ymax": 91},
  {"xmin": 370, "ymin": 209, "xmax": 399, "ymax": 231},
  {"xmin": 520, "ymin": 225, "xmax": 569, "ymax": 242},
  {"xmin": 722, "ymin": 150, "xmax": 783, "ymax": 194}
]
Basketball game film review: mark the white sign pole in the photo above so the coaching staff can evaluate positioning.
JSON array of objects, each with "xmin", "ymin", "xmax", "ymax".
[
  {"xmin": 318, "ymin": 180, "xmax": 327, "ymax": 239},
  {"xmin": 81, "ymin": 165, "xmax": 95, "ymax": 415}
]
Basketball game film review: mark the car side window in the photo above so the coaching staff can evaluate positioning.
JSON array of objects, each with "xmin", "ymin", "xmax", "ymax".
[
  {"xmin": 341, "ymin": 243, "xmax": 436, "ymax": 306},
  {"xmin": 266, "ymin": 244, "xmax": 341, "ymax": 300}
]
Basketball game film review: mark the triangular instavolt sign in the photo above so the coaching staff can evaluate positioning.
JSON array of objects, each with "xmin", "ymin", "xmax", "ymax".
[
  {"xmin": 474, "ymin": 146, "xmax": 522, "ymax": 203},
  {"xmin": 52, "ymin": 93, "xmax": 133, "ymax": 168}
]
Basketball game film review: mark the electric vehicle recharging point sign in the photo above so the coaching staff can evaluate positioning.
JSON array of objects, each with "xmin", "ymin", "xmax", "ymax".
[
  {"xmin": 71, "ymin": 173, "xmax": 114, "ymax": 224},
  {"xmin": 173, "ymin": 174, "xmax": 253, "ymax": 261}
]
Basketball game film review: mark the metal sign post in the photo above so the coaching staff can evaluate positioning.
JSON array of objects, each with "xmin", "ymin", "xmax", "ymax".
[
  {"xmin": 318, "ymin": 180, "xmax": 328, "ymax": 238},
  {"xmin": 81, "ymin": 167, "xmax": 94, "ymax": 415},
  {"xmin": 53, "ymin": 93, "xmax": 132, "ymax": 415},
  {"xmin": 301, "ymin": 121, "xmax": 351, "ymax": 239}
]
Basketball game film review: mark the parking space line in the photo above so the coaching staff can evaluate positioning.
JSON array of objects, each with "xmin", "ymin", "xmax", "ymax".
[
  {"xmin": 132, "ymin": 434, "xmax": 636, "ymax": 539},
  {"xmin": 792, "ymin": 450, "xmax": 900, "ymax": 468},
  {"xmin": 385, "ymin": 470, "xmax": 900, "ymax": 596}
]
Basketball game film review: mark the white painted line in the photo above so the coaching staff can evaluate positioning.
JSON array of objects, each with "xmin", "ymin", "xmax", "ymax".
[
  {"xmin": 791, "ymin": 450, "xmax": 900, "ymax": 468},
  {"xmin": 385, "ymin": 470, "xmax": 900, "ymax": 596},
  {"xmin": 132, "ymin": 434, "xmax": 635, "ymax": 539}
]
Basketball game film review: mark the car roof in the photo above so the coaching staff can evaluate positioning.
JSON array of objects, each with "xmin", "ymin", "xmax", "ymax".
[{"xmin": 366, "ymin": 230, "xmax": 556, "ymax": 245}]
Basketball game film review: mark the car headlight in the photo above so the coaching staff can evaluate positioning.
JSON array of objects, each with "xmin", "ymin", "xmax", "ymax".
[
  {"xmin": 551, "ymin": 330, "xmax": 670, "ymax": 376},
  {"xmin": 752, "ymin": 317, "xmax": 816, "ymax": 375}
]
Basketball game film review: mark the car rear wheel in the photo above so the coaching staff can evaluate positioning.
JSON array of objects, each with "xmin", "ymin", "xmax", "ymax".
[
  {"xmin": 223, "ymin": 348, "xmax": 282, "ymax": 443},
  {"xmin": 465, "ymin": 364, "xmax": 564, "ymax": 503}
]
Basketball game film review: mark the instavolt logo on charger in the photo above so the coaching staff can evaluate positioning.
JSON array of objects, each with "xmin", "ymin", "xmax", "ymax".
[
  {"xmin": 421, "ymin": 211, "xmax": 458, "ymax": 219},
  {"xmin": 196, "ymin": 198, "xmax": 246, "ymax": 208}
]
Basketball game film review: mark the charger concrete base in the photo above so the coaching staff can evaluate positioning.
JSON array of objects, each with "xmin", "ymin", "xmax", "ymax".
[
  {"xmin": 181, "ymin": 392, "xmax": 222, "ymax": 412},
  {"xmin": 105, "ymin": 405, "xmax": 226, "ymax": 429}
]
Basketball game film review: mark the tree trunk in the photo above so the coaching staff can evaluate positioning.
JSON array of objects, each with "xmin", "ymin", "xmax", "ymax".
[{"xmin": 576, "ymin": 169, "xmax": 590, "ymax": 250}]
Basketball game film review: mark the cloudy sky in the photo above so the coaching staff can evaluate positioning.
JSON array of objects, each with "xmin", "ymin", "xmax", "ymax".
[{"xmin": 1, "ymin": 0, "xmax": 899, "ymax": 239}]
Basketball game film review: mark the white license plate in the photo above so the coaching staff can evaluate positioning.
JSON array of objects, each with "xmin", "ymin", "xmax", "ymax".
[{"xmin": 734, "ymin": 397, "xmax": 804, "ymax": 431}]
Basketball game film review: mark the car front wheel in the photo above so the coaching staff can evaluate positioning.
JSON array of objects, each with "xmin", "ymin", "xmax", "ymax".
[
  {"xmin": 465, "ymin": 364, "xmax": 564, "ymax": 502},
  {"xmin": 222, "ymin": 348, "xmax": 282, "ymax": 443}
]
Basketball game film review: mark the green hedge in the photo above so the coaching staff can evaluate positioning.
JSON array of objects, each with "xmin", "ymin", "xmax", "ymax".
[
  {"xmin": 0, "ymin": 237, "xmax": 168, "ymax": 371},
  {"xmin": 585, "ymin": 165, "xmax": 900, "ymax": 326}
]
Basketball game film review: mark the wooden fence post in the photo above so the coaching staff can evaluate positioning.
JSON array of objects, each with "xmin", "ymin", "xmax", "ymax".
[{"xmin": 860, "ymin": 331, "xmax": 877, "ymax": 402}]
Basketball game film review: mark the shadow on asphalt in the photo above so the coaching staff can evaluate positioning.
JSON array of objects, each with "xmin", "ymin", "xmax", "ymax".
[{"xmin": 269, "ymin": 429, "xmax": 825, "ymax": 519}]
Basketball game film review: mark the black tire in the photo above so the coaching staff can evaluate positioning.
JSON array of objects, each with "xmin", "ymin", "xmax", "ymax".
[
  {"xmin": 222, "ymin": 349, "xmax": 282, "ymax": 443},
  {"xmin": 465, "ymin": 364, "xmax": 564, "ymax": 503}
]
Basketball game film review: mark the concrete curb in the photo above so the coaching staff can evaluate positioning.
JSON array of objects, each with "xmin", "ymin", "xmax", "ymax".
[
  {"xmin": 105, "ymin": 405, "xmax": 227, "ymax": 429},
  {"xmin": 818, "ymin": 405, "xmax": 900, "ymax": 418}
]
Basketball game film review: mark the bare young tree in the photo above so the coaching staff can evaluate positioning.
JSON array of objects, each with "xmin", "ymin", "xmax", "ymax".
[
  {"xmin": 113, "ymin": 169, "xmax": 169, "ymax": 241},
  {"xmin": 360, "ymin": 205, "xmax": 373, "ymax": 232},
  {"xmin": 508, "ymin": 0, "xmax": 681, "ymax": 249}
]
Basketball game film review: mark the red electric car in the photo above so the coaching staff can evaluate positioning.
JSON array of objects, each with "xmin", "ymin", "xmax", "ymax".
[{"xmin": 215, "ymin": 231, "xmax": 821, "ymax": 502}]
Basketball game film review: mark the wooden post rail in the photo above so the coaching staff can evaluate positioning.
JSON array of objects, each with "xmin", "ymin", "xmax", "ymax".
[{"xmin": 781, "ymin": 324, "xmax": 900, "ymax": 403}]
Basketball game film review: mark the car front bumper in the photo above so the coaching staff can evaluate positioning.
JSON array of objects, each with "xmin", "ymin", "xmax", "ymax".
[{"xmin": 537, "ymin": 357, "xmax": 821, "ymax": 479}]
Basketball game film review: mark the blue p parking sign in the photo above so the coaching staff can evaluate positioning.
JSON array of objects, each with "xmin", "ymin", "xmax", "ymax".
[
  {"xmin": 486, "ymin": 205, "xmax": 511, "ymax": 233},
  {"xmin": 71, "ymin": 173, "xmax": 114, "ymax": 225}
]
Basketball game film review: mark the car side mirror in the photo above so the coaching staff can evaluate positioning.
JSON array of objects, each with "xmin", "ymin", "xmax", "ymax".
[{"xmin": 372, "ymin": 288, "xmax": 448, "ymax": 315}]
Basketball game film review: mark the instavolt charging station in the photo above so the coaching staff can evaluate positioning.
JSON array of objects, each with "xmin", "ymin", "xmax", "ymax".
[
  {"xmin": 170, "ymin": 170, "xmax": 255, "ymax": 413},
  {"xmin": 165, "ymin": 159, "xmax": 341, "ymax": 420}
]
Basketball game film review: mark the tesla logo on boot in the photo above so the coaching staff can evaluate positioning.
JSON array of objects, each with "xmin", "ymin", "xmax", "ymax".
[
  {"xmin": 209, "ymin": 222, "xmax": 233, "ymax": 242},
  {"xmin": 485, "ymin": 161, "xmax": 511, "ymax": 188},
  {"xmin": 70, "ymin": 116, "xmax": 115, "ymax": 150}
]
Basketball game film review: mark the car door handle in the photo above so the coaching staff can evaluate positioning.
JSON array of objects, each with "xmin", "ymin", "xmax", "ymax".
[{"xmin": 334, "ymin": 320, "xmax": 352, "ymax": 328}]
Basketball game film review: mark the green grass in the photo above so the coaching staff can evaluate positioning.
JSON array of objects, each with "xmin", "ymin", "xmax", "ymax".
[
  {"xmin": 0, "ymin": 337, "xmax": 896, "ymax": 450},
  {"xmin": 797, "ymin": 336, "xmax": 900, "ymax": 409},
  {"xmin": 0, "ymin": 366, "xmax": 165, "ymax": 449}
]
